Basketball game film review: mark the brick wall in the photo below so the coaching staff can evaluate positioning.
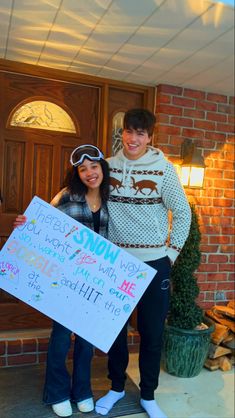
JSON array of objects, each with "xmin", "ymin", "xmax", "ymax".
[
  {"xmin": 0, "ymin": 330, "xmax": 140, "ymax": 368},
  {"xmin": 155, "ymin": 84, "xmax": 235, "ymax": 310}
]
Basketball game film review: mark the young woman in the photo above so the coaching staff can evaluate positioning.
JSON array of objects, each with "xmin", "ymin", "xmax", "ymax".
[{"xmin": 14, "ymin": 144, "xmax": 110, "ymax": 418}]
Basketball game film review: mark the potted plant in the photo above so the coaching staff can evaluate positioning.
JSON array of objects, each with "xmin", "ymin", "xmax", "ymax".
[{"xmin": 163, "ymin": 204, "xmax": 214, "ymax": 377}]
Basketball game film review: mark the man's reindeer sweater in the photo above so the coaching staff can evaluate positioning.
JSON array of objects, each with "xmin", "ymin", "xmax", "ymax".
[{"xmin": 107, "ymin": 146, "xmax": 191, "ymax": 264}]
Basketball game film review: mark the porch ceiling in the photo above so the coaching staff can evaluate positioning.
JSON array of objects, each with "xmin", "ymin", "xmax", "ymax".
[{"xmin": 0, "ymin": 0, "xmax": 234, "ymax": 96}]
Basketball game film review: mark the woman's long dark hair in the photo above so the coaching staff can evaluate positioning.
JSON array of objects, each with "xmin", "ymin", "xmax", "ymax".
[{"xmin": 63, "ymin": 159, "xmax": 110, "ymax": 202}]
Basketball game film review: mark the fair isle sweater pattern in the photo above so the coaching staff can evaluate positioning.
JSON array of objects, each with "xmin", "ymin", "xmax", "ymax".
[{"xmin": 107, "ymin": 146, "xmax": 191, "ymax": 263}]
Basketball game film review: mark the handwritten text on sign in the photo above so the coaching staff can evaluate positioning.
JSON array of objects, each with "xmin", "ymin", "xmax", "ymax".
[{"xmin": 0, "ymin": 196, "xmax": 156, "ymax": 352}]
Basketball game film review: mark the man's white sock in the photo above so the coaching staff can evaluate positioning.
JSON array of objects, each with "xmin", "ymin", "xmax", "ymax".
[
  {"xmin": 140, "ymin": 399, "xmax": 167, "ymax": 418},
  {"xmin": 95, "ymin": 390, "xmax": 125, "ymax": 415}
]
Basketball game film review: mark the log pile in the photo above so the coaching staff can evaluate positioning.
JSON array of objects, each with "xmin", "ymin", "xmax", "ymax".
[{"xmin": 204, "ymin": 300, "xmax": 235, "ymax": 371}]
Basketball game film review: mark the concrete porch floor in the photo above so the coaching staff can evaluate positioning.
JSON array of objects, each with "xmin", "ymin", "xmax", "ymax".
[
  {"xmin": 0, "ymin": 350, "xmax": 234, "ymax": 418},
  {"xmin": 124, "ymin": 353, "xmax": 234, "ymax": 418}
]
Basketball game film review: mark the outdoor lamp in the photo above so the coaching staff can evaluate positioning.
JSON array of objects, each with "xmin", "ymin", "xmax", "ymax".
[{"xmin": 180, "ymin": 139, "xmax": 205, "ymax": 188}]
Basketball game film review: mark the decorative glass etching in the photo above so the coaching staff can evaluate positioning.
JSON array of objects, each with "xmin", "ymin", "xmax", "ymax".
[
  {"xmin": 10, "ymin": 101, "xmax": 76, "ymax": 133},
  {"xmin": 112, "ymin": 111, "xmax": 124, "ymax": 155}
]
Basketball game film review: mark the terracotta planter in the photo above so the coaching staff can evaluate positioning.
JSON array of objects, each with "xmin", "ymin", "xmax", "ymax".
[{"xmin": 163, "ymin": 318, "xmax": 214, "ymax": 378}]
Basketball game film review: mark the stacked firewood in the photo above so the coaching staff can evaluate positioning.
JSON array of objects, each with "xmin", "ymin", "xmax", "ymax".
[{"xmin": 204, "ymin": 300, "xmax": 235, "ymax": 371}]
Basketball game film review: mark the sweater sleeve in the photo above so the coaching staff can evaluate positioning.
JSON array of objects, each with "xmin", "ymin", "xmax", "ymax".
[
  {"xmin": 162, "ymin": 162, "xmax": 191, "ymax": 262},
  {"xmin": 50, "ymin": 188, "xmax": 70, "ymax": 209}
]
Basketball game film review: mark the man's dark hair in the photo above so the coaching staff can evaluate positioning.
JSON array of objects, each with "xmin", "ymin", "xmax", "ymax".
[{"xmin": 123, "ymin": 108, "xmax": 156, "ymax": 137}]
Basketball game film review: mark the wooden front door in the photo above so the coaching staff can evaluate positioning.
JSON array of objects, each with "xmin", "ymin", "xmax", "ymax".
[{"xmin": 0, "ymin": 71, "xmax": 99, "ymax": 330}]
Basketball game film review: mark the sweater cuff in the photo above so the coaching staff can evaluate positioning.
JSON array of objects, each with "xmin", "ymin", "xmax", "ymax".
[{"xmin": 166, "ymin": 247, "xmax": 180, "ymax": 264}]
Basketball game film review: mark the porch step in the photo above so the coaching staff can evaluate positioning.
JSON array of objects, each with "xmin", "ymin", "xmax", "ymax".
[{"xmin": 0, "ymin": 328, "xmax": 140, "ymax": 368}]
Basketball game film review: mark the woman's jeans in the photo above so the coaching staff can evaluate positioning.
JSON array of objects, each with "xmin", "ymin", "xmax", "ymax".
[
  {"xmin": 43, "ymin": 321, "xmax": 94, "ymax": 405},
  {"xmin": 108, "ymin": 256, "xmax": 171, "ymax": 400}
]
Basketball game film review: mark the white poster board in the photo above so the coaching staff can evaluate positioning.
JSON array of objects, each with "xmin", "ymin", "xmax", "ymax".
[{"xmin": 0, "ymin": 196, "xmax": 156, "ymax": 352}]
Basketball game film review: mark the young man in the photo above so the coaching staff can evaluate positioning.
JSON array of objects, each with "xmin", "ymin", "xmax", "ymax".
[{"xmin": 95, "ymin": 108, "xmax": 191, "ymax": 418}]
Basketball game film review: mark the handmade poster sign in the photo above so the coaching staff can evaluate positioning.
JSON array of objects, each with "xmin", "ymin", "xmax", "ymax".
[{"xmin": 0, "ymin": 196, "xmax": 156, "ymax": 352}]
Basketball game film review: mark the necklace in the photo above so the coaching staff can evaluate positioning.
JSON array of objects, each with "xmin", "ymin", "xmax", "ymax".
[{"xmin": 86, "ymin": 196, "xmax": 101, "ymax": 211}]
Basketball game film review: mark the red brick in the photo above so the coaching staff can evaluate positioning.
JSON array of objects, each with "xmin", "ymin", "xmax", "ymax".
[
  {"xmin": 132, "ymin": 333, "xmax": 140, "ymax": 344},
  {"xmin": 194, "ymin": 120, "xmax": 216, "ymax": 130},
  {"xmin": 214, "ymin": 179, "xmax": 234, "ymax": 189},
  {"xmin": 156, "ymin": 104, "xmax": 182, "ymax": 116},
  {"xmin": 22, "ymin": 339, "xmax": 37, "ymax": 353},
  {"xmin": 157, "ymin": 114, "xmax": 170, "ymax": 123},
  {"xmin": 201, "ymin": 207, "xmax": 222, "ymax": 216},
  {"xmin": 207, "ymin": 273, "xmax": 228, "ymax": 281},
  {"xmin": 182, "ymin": 128, "xmax": 204, "ymax": 138},
  {"xmin": 226, "ymin": 135, "xmax": 235, "ymax": 144},
  {"xmin": 204, "ymin": 151, "xmax": 225, "ymax": 160},
  {"xmin": 221, "ymin": 245, "xmax": 235, "ymax": 253},
  {"xmin": 185, "ymin": 110, "xmax": 206, "ymax": 121},
  {"xmin": 0, "ymin": 342, "xmax": 6, "ymax": 355},
  {"xmin": 157, "ymin": 125, "xmax": 181, "ymax": 135},
  {"xmin": 8, "ymin": 354, "xmax": 37, "ymax": 366},
  {"xmin": 206, "ymin": 93, "xmax": 227, "ymax": 103},
  {"xmin": 218, "ymin": 104, "xmax": 235, "ymax": 114},
  {"xmin": 206, "ymin": 169, "xmax": 223, "ymax": 179},
  {"xmin": 159, "ymin": 145, "xmax": 179, "ymax": 156},
  {"xmin": 128, "ymin": 344, "xmax": 139, "ymax": 353},
  {"xmin": 201, "ymin": 225, "xmax": 220, "ymax": 234},
  {"xmin": 94, "ymin": 349, "xmax": 107, "ymax": 357},
  {"xmin": 197, "ymin": 197, "xmax": 213, "ymax": 206},
  {"xmin": 200, "ymin": 245, "xmax": 219, "ymax": 253},
  {"xmin": 0, "ymin": 357, "xmax": 6, "ymax": 367},
  {"xmin": 223, "ymin": 208, "xmax": 235, "ymax": 217},
  {"xmin": 210, "ymin": 216, "xmax": 233, "ymax": 226},
  {"xmin": 156, "ymin": 93, "xmax": 171, "ymax": 104},
  {"xmin": 209, "ymin": 236, "xmax": 231, "ymax": 244},
  {"xmin": 38, "ymin": 352, "xmax": 47, "ymax": 363},
  {"xmin": 228, "ymin": 114, "xmax": 235, "ymax": 125},
  {"xmin": 217, "ymin": 282, "xmax": 234, "ymax": 290},
  {"xmin": 224, "ymin": 189, "xmax": 235, "ymax": 198},
  {"xmin": 200, "ymin": 301, "xmax": 214, "ymax": 310},
  {"xmin": 196, "ymin": 272, "xmax": 207, "ymax": 281},
  {"xmin": 207, "ymin": 112, "xmax": 227, "ymax": 122},
  {"xmin": 157, "ymin": 84, "xmax": 183, "ymax": 95},
  {"xmin": 230, "ymin": 254, "xmax": 235, "ymax": 263},
  {"xmin": 208, "ymin": 255, "xmax": 228, "ymax": 263},
  {"xmin": 7, "ymin": 340, "xmax": 22, "ymax": 354},
  {"xmin": 154, "ymin": 133, "xmax": 169, "ymax": 144},
  {"xmin": 38, "ymin": 338, "xmax": 49, "ymax": 352},
  {"xmin": 172, "ymin": 97, "xmax": 195, "ymax": 108},
  {"xmin": 205, "ymin": 131, "xmax": 226, "ymax": 141},
  {"xmin": 219, "ymin": 263, "xmax": 234, "ymax": 272},
  {"xmin": 221, "ymin": 227, "xmax": 235, "ymax": 236},
  {"xmin": 224, "ymin": 151, "xmax": 235, "ymax": 161},
  {"xmin": 171, "ymin": 116, "xmax": 193, "ymax": 127},
  {"xmin": 196, "ymin": 139, "xmax": 215, "ymax": 149},
  {"xmin": 199, "ymin": 283, "xmax": 217, "ymax": 291},
  {"xmin": 198, "ymin": 264, "xmax": 218, "ymax": 272},
  {"xmin": 216, "ymin": 123, "xmax": 235, "ymax": 133},
  {"xmin": 225, "ymin": 291, "xmax": 235, "ymax": 300},
  {"xmin": 229, "ymin": 96, "xmax": 235, "ymax": 105},
  {"xmin": 169, "ymin": 135, "xmax": 182, "ymax": 146},
  {"xmin": 213, "ymin": 160, "xmax": 234, "ymax": 170},
  {"xmin": 213, "ymin": 198, "xmax": 233, "ymax": 207},
  {"xmin": 196, "ymin": 101, "xmax": 217, "ymax": 111},
  {"xmin": 184, "ymin": 89, "xmax": 205, "ymax": 100}
]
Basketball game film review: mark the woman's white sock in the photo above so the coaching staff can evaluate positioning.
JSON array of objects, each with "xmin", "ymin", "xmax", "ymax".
[
  {"xmin": 140, "ymin": 399, "xmax": 167, "ymax": 418},
  {"xmin": 95, "ymin": 390, "xmax": 125, "ymax": 415}
]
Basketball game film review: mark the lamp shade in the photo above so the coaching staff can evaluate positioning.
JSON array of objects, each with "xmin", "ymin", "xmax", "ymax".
[{"xmin": 180, "ymin": 139, "xmax": 205, "ymax": 188}]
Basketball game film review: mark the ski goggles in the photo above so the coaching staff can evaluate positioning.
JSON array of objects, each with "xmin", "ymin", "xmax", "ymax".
[{"xmin": 70, "ymin": 144, "xmax": 104, "ymax": 167}]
